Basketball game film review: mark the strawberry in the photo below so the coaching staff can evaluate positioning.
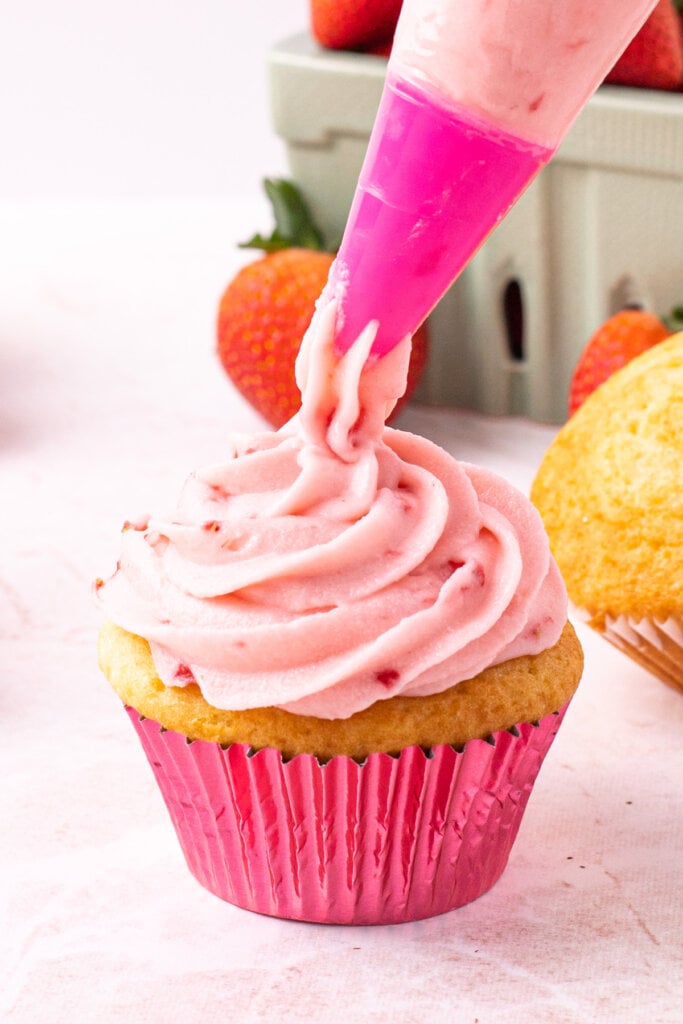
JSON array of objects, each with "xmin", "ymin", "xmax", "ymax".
[
  {"xmin": 310, "ymin": 0, "xmax": 402, "ymax": 52},
  {"xmin": 567, "ymin": 308, "xmax": 676, "ymax": 417},
  {"xmin": 217, "ymin": 179, "xmax": 428, "ymax": 429},
  {"xmin": 365, "ymin": 39, "xmax": 393, "ymax": 57},
  {"xmin": 604, "ymin": 0, "xmax": 683, "ymax": 90}
]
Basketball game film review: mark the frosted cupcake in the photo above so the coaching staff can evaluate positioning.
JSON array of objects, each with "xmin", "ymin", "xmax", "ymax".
[
  {"xmin": 531, "ymin": 333, "xmax": 683, "ymax": 695},
  {"xmin": 98, "ymin": 306, "xmax": 583, "ymax": 924}
]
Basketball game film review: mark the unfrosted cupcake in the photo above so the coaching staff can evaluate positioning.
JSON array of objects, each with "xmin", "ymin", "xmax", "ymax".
[
  {"xmin": 531, "ymin": 332, "xmax": 683, "ymax": 694},
  {"xmin": 98, "ymin": 308, "xmax": 583, "ymax": 924}
]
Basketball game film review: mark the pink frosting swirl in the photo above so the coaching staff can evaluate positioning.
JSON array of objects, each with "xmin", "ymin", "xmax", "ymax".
[{"xmin": 98, "ymin": 305, "xmax": 566, "ymax": 719}]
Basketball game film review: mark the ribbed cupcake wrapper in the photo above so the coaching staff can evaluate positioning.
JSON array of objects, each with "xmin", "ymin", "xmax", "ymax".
[
  {"xmin": 579, "ymin": 610, "xmax": 683, "ymax": 696},
  {"xmin": 127, "ymin": 703, "xmax": 570, "ymax": 925}
]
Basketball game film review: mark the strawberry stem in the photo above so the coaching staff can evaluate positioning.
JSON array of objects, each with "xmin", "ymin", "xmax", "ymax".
[
  {"xmin": 240, "ymin": 178, "xmax": 328, "ymax": 253},
  {"xmin": 664, "ymin": 305, "xmax": 683, "ymax": 333}
]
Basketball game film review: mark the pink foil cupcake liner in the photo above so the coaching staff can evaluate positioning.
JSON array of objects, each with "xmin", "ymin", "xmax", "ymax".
[
  {"xmin": 578, "ymin": 609, "xmax": 683, "ymax": 695},
  {"xmin": 126, "ymin": 702, "xmax": 570, "ymax": 925}
]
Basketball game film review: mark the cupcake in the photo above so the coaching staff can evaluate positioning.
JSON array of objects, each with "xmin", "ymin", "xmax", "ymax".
[
  {"xmin": 98, "ymin": 306, "xmax": 583, "ymax": 925},
  {"xmin": 531, "ymin": 332, "xmax": 683, "ymax": 695}
]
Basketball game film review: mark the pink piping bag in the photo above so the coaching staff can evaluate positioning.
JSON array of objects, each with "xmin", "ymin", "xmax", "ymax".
[{"xmin": 320, "ymin": 0, "xmax": 659, "ymax": 357}]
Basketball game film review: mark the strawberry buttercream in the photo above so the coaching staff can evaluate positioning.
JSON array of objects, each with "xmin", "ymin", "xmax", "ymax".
[
  {"xmin": 98, "ymin": 304, "xmax": 566, "ymax": 719},
  {"xmin": 391, "ymin": 0, "xmax": 658, "ymax": 148}
]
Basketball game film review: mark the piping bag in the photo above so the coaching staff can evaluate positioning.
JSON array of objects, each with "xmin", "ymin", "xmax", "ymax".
[{"xmin": 317, "ymin": 0, "xmax": 659, "ymax": 358}]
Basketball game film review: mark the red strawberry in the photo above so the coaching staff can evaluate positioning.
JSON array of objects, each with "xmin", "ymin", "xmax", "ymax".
[
  {"xmin": 218, "ymin": 247, "xmax": 333, "ymax": 427},
  {"xmin": 365, "ymin": 39, "xmax": 393, "ymax": 57},
  {"xmin": 567, "ymin": 308, "xmax": 673, "ymax": 417},
  {"xmin": 604, "ymin": 0, "xmax": 683, "ymax": 90},
  {"xmin": 310, "ymin": 0, "xmax": 402, "ymax": 52},
  {"xmin": 217, "ymin": 179, "xmax": 428, "ymax": 429}
]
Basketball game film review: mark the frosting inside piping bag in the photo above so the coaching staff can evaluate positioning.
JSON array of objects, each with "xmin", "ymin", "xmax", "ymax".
[{"xmin": 98, "ymin": 303, "xmax": 566, "ymax": 719}]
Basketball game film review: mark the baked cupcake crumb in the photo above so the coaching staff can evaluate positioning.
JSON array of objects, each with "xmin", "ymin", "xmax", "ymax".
[{"xmin": 99, "ymin": 618, "xmax": 582, "ymax": 760}]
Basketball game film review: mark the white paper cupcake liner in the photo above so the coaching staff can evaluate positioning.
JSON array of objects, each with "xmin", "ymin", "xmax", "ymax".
[{"xmin": 577, "ymin": 609, "xmax": 683, "ymax": 695}]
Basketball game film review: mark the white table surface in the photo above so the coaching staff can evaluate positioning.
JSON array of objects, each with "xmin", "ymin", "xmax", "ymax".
[{"xmin": 2, "ymin": 200, "xmax": 681, "ymax": 1024}]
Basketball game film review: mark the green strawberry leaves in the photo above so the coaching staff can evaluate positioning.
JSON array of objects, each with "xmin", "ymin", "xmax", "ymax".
[
  {"xmin": 664, "ymin": 305, "xmax": 683, "ymax": 332},
  {"xmin": 240, "ymin": 179, "xmax": 328, "ymax": 253}
]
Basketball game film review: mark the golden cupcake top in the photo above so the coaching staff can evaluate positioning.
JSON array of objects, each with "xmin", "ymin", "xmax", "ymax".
[
  {"xmin": 99, "ymin": 619, "xmax": 582, "ymax": 760},
  {"xmin": 531, "ymin": 332, "xmax": 683, "ymax": 623}
]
